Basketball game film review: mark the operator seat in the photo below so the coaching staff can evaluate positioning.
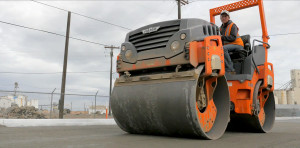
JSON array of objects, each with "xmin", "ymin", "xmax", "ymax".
[{"xmin": 229, "ymin": 35, "xmax": 251, "ymax": 62}]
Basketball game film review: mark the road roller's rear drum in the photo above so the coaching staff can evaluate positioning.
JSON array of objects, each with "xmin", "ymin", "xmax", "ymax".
[
  {"xmin": 111, "ymin": 70, "xmax": 230, "ymax": 139},
  {"xmin": 227, "ymin": 81, "xmax": 275, "ymax": 133}
]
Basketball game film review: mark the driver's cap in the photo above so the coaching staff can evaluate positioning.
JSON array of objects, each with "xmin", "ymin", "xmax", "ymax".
[{"xmin": 220, "ymin": 10, "xmax": 230, "ymax": 16}]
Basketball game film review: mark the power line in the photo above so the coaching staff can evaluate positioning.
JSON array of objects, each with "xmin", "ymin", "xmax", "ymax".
[
  {"xmin": 0, "ymin": 20, "xmax": 64, "ymax": 37},
  {"xmin": 252, "ymin": 32, "xmax": 300, "ymax": 38},
  {"xmin": 2, "ymin": 17, "xmax": 300, "ymax": 48},
  {"xmin": 0, "ymin": 20, "xmax": 109, "ymax": 46},
  {"xmin": 0, "ymin": 90, "xmax": 109, "ymax": 97},
  {"xmin": 31, "ymin": 0, "xmax": 132, "ymax": 31},
  {"xmin": 154, "ymin": 1, "xmax": 177, "ymax": 22},
  {"xmin": 2, "ymin": 17, "xmax": 300, "ymax": 45}
]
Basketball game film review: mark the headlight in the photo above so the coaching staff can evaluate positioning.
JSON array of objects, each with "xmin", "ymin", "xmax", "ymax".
[
  {"xmin": 121, "ymin": 46, "xmax": 126, "ymax": 51},
  {"xmin": 125, "ymin": 50, "xmax": 133, "ymax": 60},
  {"xmin": 171, "ymin": 41, "xmax": 180, "ymax": 52},
  {"xmin": 180, "ymin": 33, "xmax": 186, "ymax": 40}
]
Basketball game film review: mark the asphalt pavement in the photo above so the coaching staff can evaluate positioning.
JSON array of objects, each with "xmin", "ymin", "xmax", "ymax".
[{"xmin": 1, "ymin": 119, "xmax": 300, "ymax": 148}]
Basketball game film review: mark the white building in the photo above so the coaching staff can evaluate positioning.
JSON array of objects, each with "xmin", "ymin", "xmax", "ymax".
[
  {"xmin": 27, "ymin": 99, "xmax": 39, "ymax": 109},
  {"xmin": 3, "ymin": 94, "xmax": 28, "ymax": 107},
  {"xmin": 88, "ymin": 105, "xmax": 107, "ymax": 114},
  {"xmin": 0, "ymin": 95, "xmax": 39, "ymax": 109},
  {"xmin": 0, "ymin": 97, "xmax": 13, "ymax": 109}
]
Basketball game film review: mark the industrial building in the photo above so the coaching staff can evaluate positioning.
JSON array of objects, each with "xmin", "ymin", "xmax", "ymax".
[
  {"xmin": 0, "ymin": 97, "xmax": 12, "ymax": 109},
  {"xmin": 0, "ymin": 94, "xmax": 39, "ymax": 109},
  {"xmin": 274, "ymin": 69, "xmax": 300, "ymax": 104}
]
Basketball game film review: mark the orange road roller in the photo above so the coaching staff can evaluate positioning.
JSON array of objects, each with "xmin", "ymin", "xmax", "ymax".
[{"xmin": 111, "ymin": 0, "xmax": 275, "ymax": 139}]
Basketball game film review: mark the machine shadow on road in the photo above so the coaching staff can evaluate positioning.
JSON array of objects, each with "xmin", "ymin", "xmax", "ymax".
[{"xmin": 115, "ymin": 131, "xmax": 265, "ymax": 141}]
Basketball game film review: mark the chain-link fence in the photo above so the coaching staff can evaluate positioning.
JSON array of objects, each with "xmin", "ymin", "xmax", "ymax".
[{"xmin": 0, "ymin": 90, "xmax": 113, "ymax": 119}]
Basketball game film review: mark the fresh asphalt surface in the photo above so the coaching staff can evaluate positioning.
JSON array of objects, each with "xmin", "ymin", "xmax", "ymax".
[{"xmin": 1, "ymin": 119, "xmax": 300, "ymax": 148}]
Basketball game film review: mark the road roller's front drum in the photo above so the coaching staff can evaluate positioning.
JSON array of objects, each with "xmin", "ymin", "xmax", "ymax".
[{"xmin": 111, "ymin": 74, "xmax": 230, "ymax": 139}]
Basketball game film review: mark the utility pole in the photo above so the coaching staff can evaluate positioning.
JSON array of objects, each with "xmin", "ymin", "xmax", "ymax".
[
  {"xmin": 13, "ymin": 82, "xmax": 19, "ymax": 103},
  {"xmin": 14, "ymin": 82, "xmax": 18, "ymax": 96},
  {"xmin": 94, "ymin": 90, "xmax": 99, "ymax": 118},
  {"xmin": 176, "ymin": 0, "xmax": 189, "ymax": 19},
  {"xmin": 50, "ymin": 88, "xmax": 56, "ymax": 119},
  {"xmin": 104, "ymin": 45, "xmax": 119, "ymax": 115},
  {"xmin": 59, "ymin": 11, "xmax": 71, "ymax": 119},
  {"xmin": 91, "ymin": 101, "xmax": 93, "ymax": 114},
  {"xmin": 84, "ymin": 103, "xmax": 86, "ymax": 111}
]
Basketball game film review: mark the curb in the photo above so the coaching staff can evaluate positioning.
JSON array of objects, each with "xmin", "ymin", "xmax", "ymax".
[{"xmin": 0, "ymin": 119, "xmax": 116, "ymax": 127}]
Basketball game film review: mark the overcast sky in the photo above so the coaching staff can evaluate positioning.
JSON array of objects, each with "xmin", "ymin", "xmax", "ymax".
[{"xmin": 0, "ymin": 0, "xmax": 299, "ymax": 111}]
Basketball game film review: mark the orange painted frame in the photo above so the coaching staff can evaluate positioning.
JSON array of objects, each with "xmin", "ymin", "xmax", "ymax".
[
  {"xmin": 189, "ymin": 35, "xmax": 225, "ymax": 77},
  {"xmin": 210, "ymin": 0, "xmax": 274, "ymax": 115},
  {"xmin": 210, "ymin": 0, "xmax": 269, "ymax": 59},
  {"xmin": 210, "ymin": 0, "xmax": 272, "ymax": 89}
]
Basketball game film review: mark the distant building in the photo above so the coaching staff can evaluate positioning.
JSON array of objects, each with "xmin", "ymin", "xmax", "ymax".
[
  {"xmin": 0, "ymin": 94, "xmax": 39, "ymax": 109},
  {"xmin": 275, "ymin": 69, "xmax": 300, "ymax": 105},
  {"xmin": 27, "ymin": 99, "xmax": 39, "ymax": 109},
  {"xmin": 274, "ymin": 90, "xmax": 288, "ymax": 104},
  {"xmin": 3, "ymin": 94, "xmax": 28, "ymax": 107},
  {"xmin": 0, "ymin": 97, "xmax": 12, "ymax": 109},
  {"xmin": 88, "ymin": 105, "xmax": 107, "ymax": 114},
  {"xmin": 291, "ymin": 69, "xmax": 300, "ymax": 88},
  {"xmin": 291, "ymin": 69, "xmax": 300, "ymax": 104}
]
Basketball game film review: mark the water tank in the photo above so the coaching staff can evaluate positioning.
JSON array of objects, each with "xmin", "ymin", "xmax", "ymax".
[
  {"xmin": 274, "ymin": 96, "xmax": 279, "ymax": 104},
  {"xmin": 279, "ymin": 90, "xmax": 287, "ymax": 104},
  {"xmin": 287, "ymin": 90, "xmax": 295, "ymax": 104}
]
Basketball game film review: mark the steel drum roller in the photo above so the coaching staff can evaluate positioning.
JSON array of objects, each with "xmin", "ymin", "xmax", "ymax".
[{"xmin": 111, "ymin": 73, "xmax": 230, "ymax": 140}]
